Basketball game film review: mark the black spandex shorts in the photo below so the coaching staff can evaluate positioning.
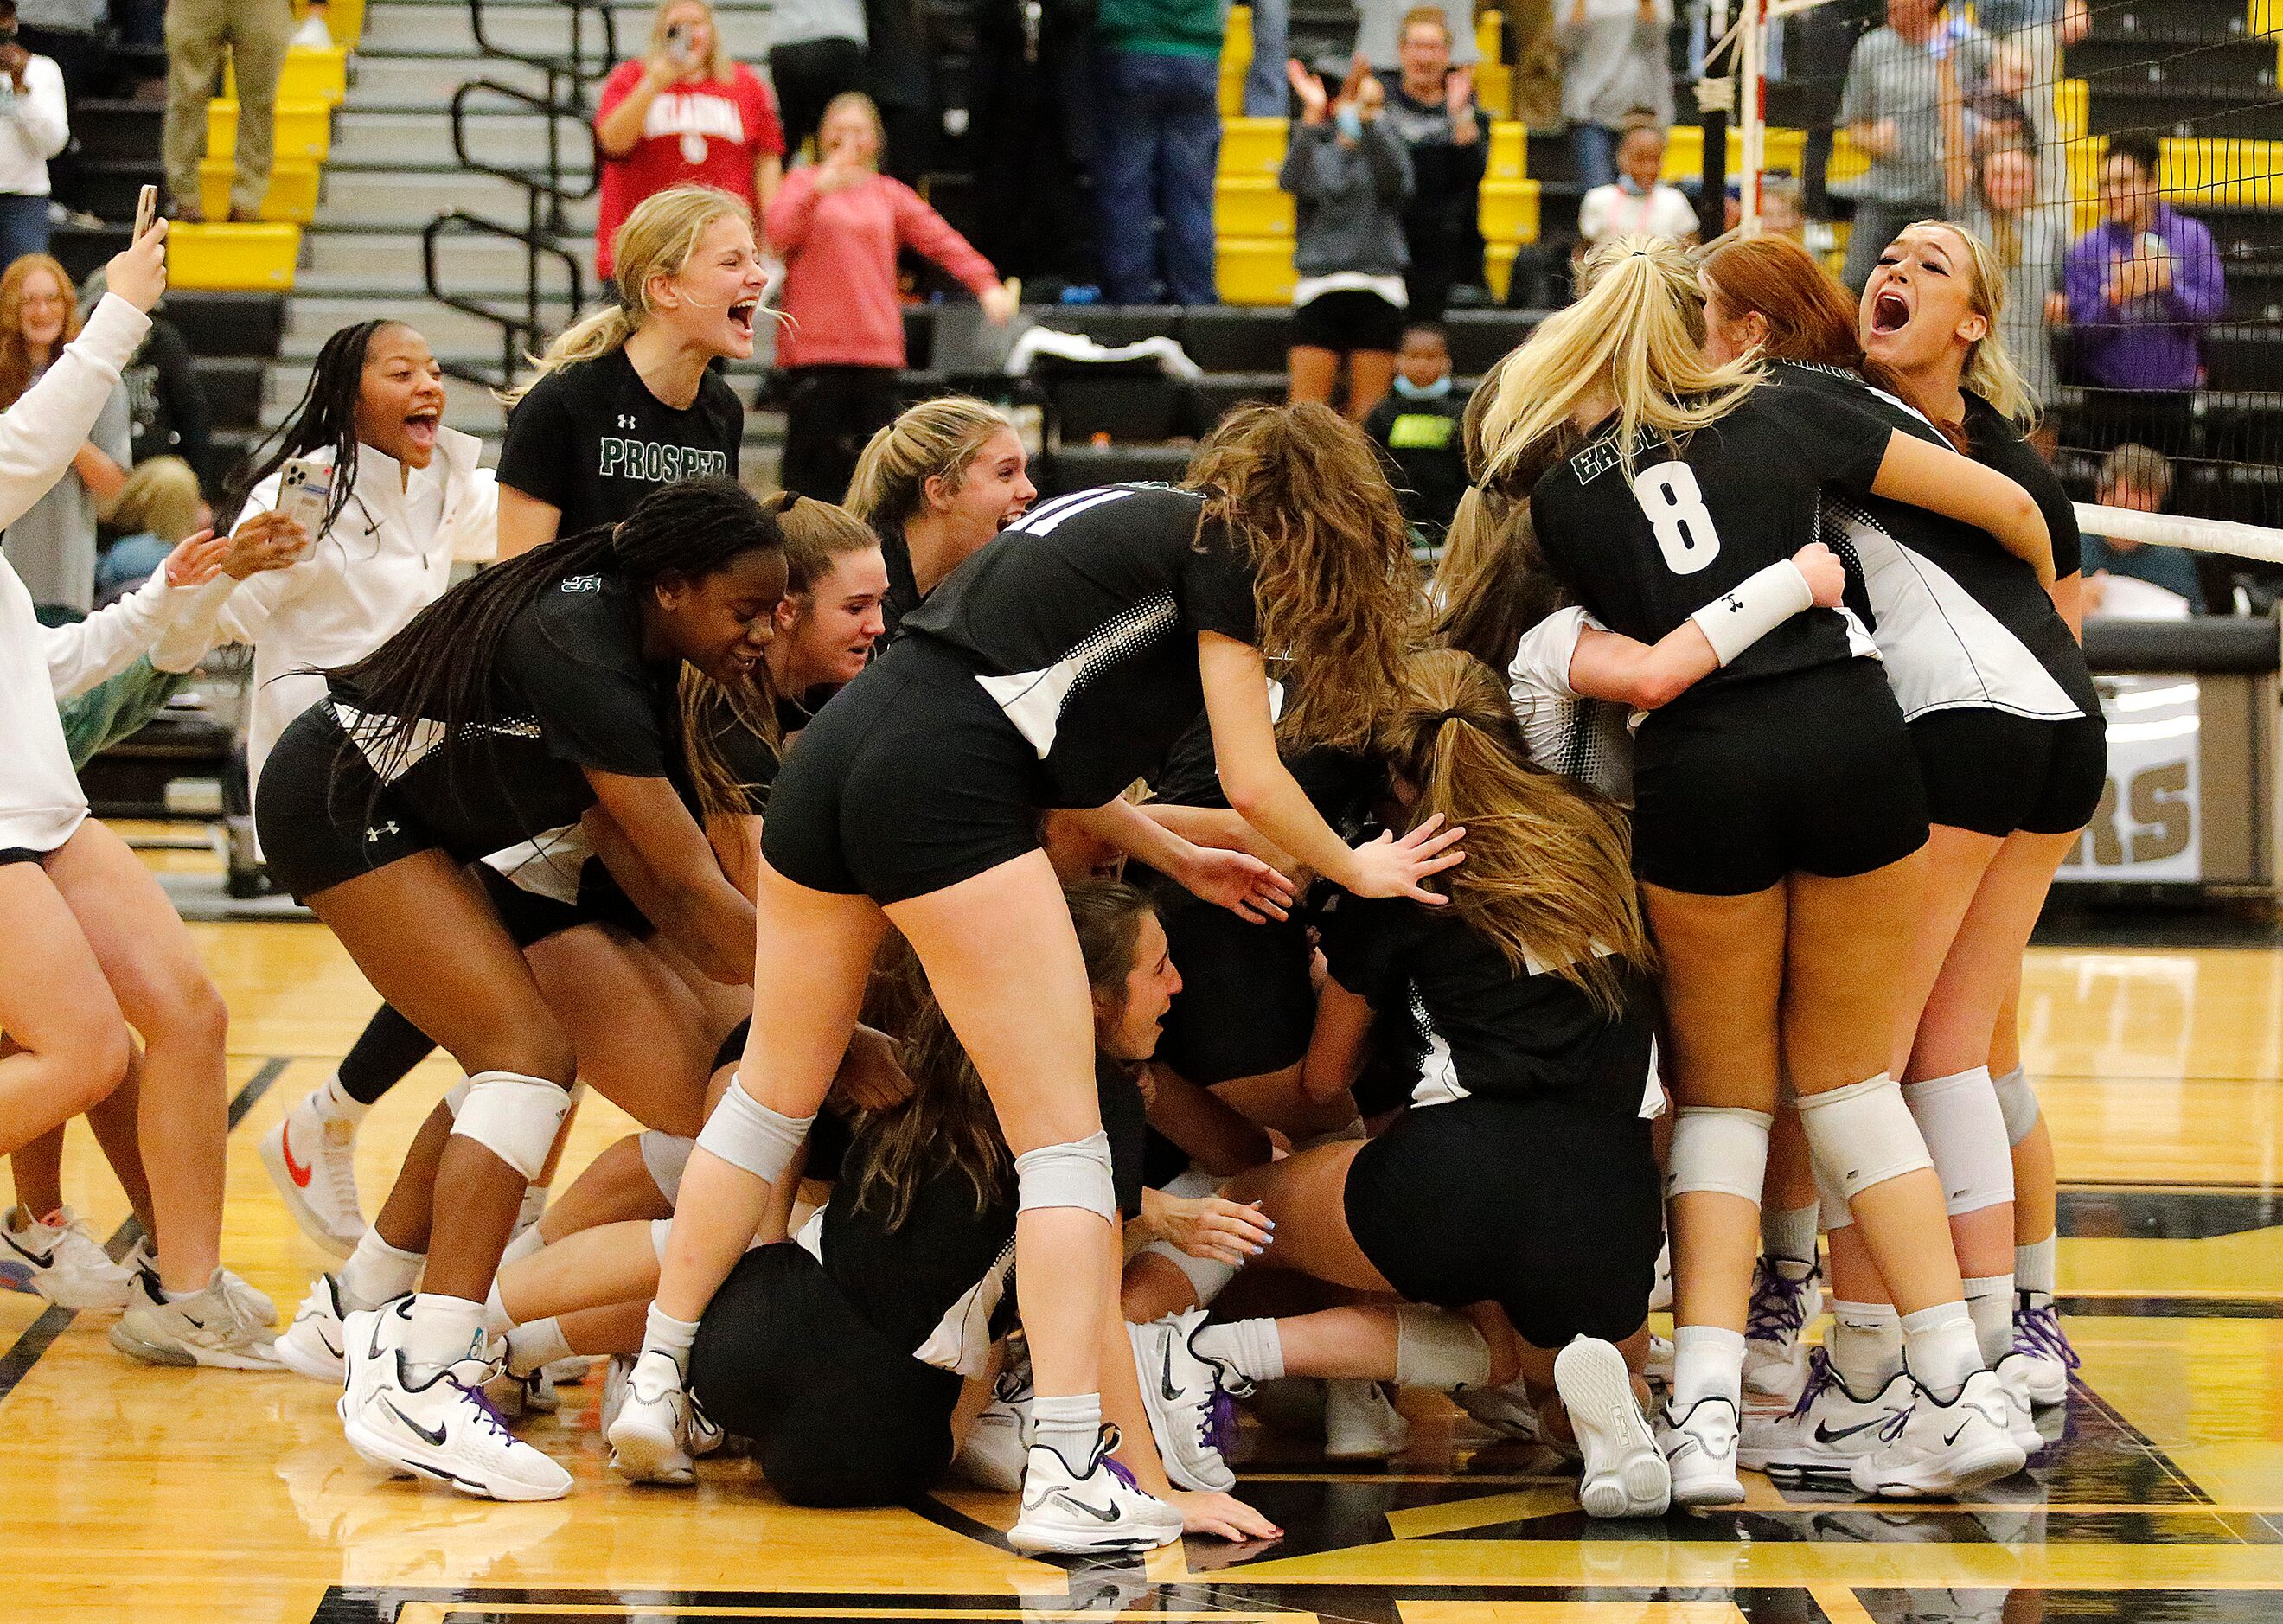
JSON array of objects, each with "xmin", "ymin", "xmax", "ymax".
[
  {"xmin": 1909, "ymin": 708, "xmax": 2107, "ymax": 839},
  {"xmin": 1154, "ymin": 893, "xmax": 1316, "ymax": 1085},
  {"xmin": 0, "ymin": 847, "xmax": 42, "ymax": 866},
  {"xmin": 687, "ymin": 1242, "xmax": 960, "ymax": 1506},
  {"xmin": 474, "ymin": 862, "xmax": 652, "ymax": 949},
  {"xmin": 762, "ymin": 635, "xmax": 1050, "ymax": 904},
  {"xmin": 255, "ymin": 703, "xmax": 435, "ymax": 900},
  {"xmin": 1291, "ymin": 288, "xmax": 1406, "ymax": 354},
  {"xmin": 1343, "ymin": 1089, "xmax": 1662, "ymax": 1349},
  {"xmin": 1629, "ymin": 659, "xmax": 1928, "ymax": 897}
]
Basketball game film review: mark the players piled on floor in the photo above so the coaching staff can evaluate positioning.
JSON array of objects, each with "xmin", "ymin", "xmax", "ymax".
[{"xmin": 0, "ymin": 185, "xmax": 2094, "ymax": 1545}]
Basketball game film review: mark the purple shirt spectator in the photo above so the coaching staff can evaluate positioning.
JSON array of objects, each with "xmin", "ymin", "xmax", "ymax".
[{"xmin": 2063, "ymin": 202, "xmax": 2226, "ymax": 392}]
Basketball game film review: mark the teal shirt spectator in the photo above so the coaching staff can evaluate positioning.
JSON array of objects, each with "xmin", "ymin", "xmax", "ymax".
[
  {"xmin": 2082, "ymin": 530, "xmax": 2203, "ymax": 610},
  {"xmin": 1096, "ymin": 0, "xmax": 1221, "ymax": 55}
]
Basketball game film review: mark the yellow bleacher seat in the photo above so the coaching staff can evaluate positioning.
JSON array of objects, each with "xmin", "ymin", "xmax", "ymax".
[
  {"xmin": 1486, "ymin": 240, "xmax": 1517, "ymax": 303},
  {"xmin": 2055, "ymin": 78, "xmax": 2086, "ymax": 144},
  {"xmin": 228, "ymin": 45, "xmax": 348, "ymax": 107},
  {"xmin": 1478, "ymin": 177, "xmax": 1538, "ymax": 246},
  {"xmin": 1218, "ymin": 236, "xmax": 1295, "ymax": 306},
  {"xmin": 301, "ymin": 0, "xmax": 363, "ymax": 44},
  {"xmin": 2064, "ymin": 135, "xmax": 2283, "ymax": 209},
  {"xmin": 1215, "ymin": 174, "xmax": 1294, "ymax": 238},
  {"xmin": 198, "ymin": 157, "xmax": 319, "ymax": 223},
  {"xmin": 1223, "ymin": 5, "xmax": 1252, "ymax": 118},
  {"xmin": 1660, "ymin": 124, "xmax": 1807, "ymax": 183},
  {"xmin": 208, "ymin": 99, "xmax": 332, "ymax": 163},
  {"xmin": 168, "ymin": 223, "xmax": 301, "ymax": 290},
  {"xmin": 1220, "ymin": 116, "xmax": 1288, "ymax": 176},
  {"xmin": 1486, "ymin": 119, "xmax": 1525, "ymax": 182},
  {"xmin": 1473, "ymin": 10, "xmax": 1508, "ymax": 119}
]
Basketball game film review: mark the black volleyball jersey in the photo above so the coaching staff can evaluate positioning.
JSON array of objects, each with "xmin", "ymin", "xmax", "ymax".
[
  {"xmin": 1321, "ymin": 894, "xmax": 1655, "ymax": 1110},
  {"xmin": 327, "ymin": 570, "xmax": 679, "ymax": 863},
  {"xmin": 495, "ymin": 348, "xmax": 744, "ymax": 537},
  {"xmin": 1769, "ymin": 364, "xmax": 2096, "ymax": 726},
  {"xmin": 804, "ymin": 1058, "xmax": 1147, "ymax": 1376},
  {"xmin": 898, "ymin": 484, "xmax": 1260, "ymax": 808},
  {"xmin": 1528, "ymin": 387, "xmax": 1885, "ymax": 709}
]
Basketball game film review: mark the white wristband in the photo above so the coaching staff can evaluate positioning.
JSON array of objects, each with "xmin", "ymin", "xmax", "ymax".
[{"xmin": 1690, "ymin": 559, "xmax": 1815, "ymax": 666}]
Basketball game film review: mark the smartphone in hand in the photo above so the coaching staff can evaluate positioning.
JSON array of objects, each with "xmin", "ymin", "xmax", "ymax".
[
  {"xmin": 134, "ymin": 183, "xmax": 159, "ymax": 242},
  {"xmin": 276, "ymin": 457, "xmax": 334, "ymax": 551}
]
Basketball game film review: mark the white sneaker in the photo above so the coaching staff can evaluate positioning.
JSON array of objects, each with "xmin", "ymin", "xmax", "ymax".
[
  {"xmin": 1998, "ymin": 1295, "xmax": 2077, "ymax": 1408},
  {"xmin": 1742, "ymin": 1259, "xmax": 1820, "ymax": 1404},
  {"xmin": 1642, "ymin": 1332, "xmax": 1675, "ymax": 1394},
  {"xmin": 1658, "ymin": 1394, "xmax": 1743, "ymax": 1507},
  {"xmin": 598, "ymin": 1352, "xmax": 633, "ymax": 1437},
  {"xmin": 338, "ymin": 1302, "xmax": 403, "ymax": 1430},
  {"xmin": 1848, "ymin": 1371, "xmax": 2028, "ymax": 1499},
  {"xmin": 118, "ymin": 1236, "xmax": 274, "ymax": 1327},
  {"xmin": 952, "ymin": 1365, "xmax": 1033, "ymax": 1491},
  {"xmin": 1455, "ymin": 1378, "xmax": 1546, "ymax": 1444},
  {"xmin": 110, "ymin": 1268, "xmax": 285, "ymax": 1370},
  {"xmin": 278, "ymin": 1273, "xmax": 352, "ymax": 1383},
  {"xmin": 1324, "ymin": 1378, "xmax": 1409, "ymax": 1461},
  {"xmin": 1, "ymin": 1205, "xmax": 131, "ymax": 1311},
  {"xmin": 261, "ymin": 1093, "xmax": 366, "ymax": 1257},
  {"xmin": 605, "ymin": 1349, "xmax": 696, "ymax": 1486},
  {"xmin": 1738, "ymin": 1347, "xmax": 1910, "ymax": 1483},
  {"xmin": 340, "ymin": 1335, "xmax": 572, "ymax": 1502},
  {"xmin": 1554, "ymin": 1337, "xmax": 1670, "ymax": 1519},
  {"xmin": 1008, "ymin": 1427, "xmax": 1184, "ymax": 1555},
  {"xmin": 1129, "ymin": 1308, "xmax": 1236, "ymax": 1492},
  {"xmin": 1996, "ymin": 1372, "xmax": 2042, "ymax": 1461}
]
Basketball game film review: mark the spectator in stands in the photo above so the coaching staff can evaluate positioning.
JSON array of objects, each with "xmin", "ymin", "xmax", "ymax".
[
  {"xmin": 163, "ymin": 0, "xmax": 291, "ymax": 221},
  {"xmin": 0, "ymin": 253, "xmax": 125, "ymax": 610},
  {"xmin": 1363, "ymin": 321, "xmax": 1466, "ymax": 540},
  {"xmin": 769, "ymin": 92, "xmax": 1018, "ymax": 500},
  {"xmin": 1942, "ymin": 119, "xmax": 2060, "ymax": 411},
  {"xmin": 82, "ymin": 267, "xmax": 214, "ymax": 494},
  {"xmin": 13, "ymin": 0, "xmax": 100, "ymax": 105},
  {"xmin": 1759, "ymin": 174, "xmax": 1806, "ymax": 240},
  {"xmin": 1834, "ymin": 0, "xmax": 1992, "ymax": 291},
  {"xmin": 1381, "ymin": 6, "xmax": 1487, "ymax": 322},
  {"xmin": 1282, "ymin": 54, "xmax": 1412, "ymax": 422},
  {"xmin": 1557, "ymin": 0, "xmax": 1672, "ymax": 191},
  {"xmin": 93, "ymin": 454, "xmax": 207, "ymax": 602},
  {"xmin": 1356, "ymin": 0, "xmax": 1474, "ymax": 78},
  {"xmin": 2082, "ymin": 442, "xmax": 2201, "ymax": 617},
  {"xmin": 595, "ymin": 1, "xmax": 786, "ymax": 284},
  {"xmin": 2062, "ymin": 133, "xmax": 2226, "ymax": 408},
  {"xmin": 1576, "ymin": 112, "xmax": 1694, "ymax": 249},
  {"xmin": 0, "ymin": 2, "xmax": 63, "ymax": 267},
  {"xmin": 768, "ymin": 0, "xmax": 867, "ymax": 158},
  {"xmin": 1093, "ymin": 0, "xmax": 1223, "ymax": 304},
  {"xmin": 1244, "ymin": 0, "xmax": 1289, "ymax": 114},
  {"xmin": 1976, "ymin": 0, "xmax": 2084, "ymax": 205}
]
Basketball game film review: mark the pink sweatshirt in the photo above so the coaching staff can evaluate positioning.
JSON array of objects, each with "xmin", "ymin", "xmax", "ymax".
[{"xmin": 766, "ymin": 168, "xmax": 999, "ymax": 371}]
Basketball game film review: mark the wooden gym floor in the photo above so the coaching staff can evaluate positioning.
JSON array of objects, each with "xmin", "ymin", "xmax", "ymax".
[{"xmin": 5, "ymin": 834, "xmax": 2283, "ymax": 1621}]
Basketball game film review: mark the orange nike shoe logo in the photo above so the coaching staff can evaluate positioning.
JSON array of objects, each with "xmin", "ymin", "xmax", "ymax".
[{"xmin": 281, "ymin": 1123, "xmax": 315, "ymax": 1188}]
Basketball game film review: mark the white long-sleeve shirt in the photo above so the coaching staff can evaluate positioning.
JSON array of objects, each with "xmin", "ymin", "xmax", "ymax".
[
  {"xmin": 0, "ymin": 55, "xmax": 69, "ymax": 195},
  {"xmin": 151, "ymin": 427, "xmax": 498, "ymax": 795}
]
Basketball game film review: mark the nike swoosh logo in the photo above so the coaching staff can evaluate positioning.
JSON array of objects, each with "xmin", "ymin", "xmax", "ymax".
[
  {"xmin": 386, "ymin": 1398, "xmax": 449, "ymax": 1447},
  {"xmin": 1944, "ymin": 1420, "xmax": 1978, "ymax": 1447},
  {"xmin": 1814, "ymin": 1416, "xmax": 1889, "ymax": 1444},
  {"xmin": 1159, "ymin": 1335, "xmax": 1181, "ymax": 1403},
  {"xmin": 1057, "ymin": 1491, "xmax": 1123, "ymax": 1523},
  {"xmin": 0, "ymin": 1228, "xmax": 53, "ymax": 1269},
  {"xmin": 280, "ymin": 1123, "xmax": 314, "ymax": 1189}
]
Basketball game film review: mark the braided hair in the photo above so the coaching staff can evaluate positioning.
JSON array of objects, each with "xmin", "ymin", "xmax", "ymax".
[
  {"xmin": 229, "ymin": 318, "xmax": 402, "ymax": 537},
  {"xmin": 327, "ymin": 476, "xmax": 785, "ymax": 798}
]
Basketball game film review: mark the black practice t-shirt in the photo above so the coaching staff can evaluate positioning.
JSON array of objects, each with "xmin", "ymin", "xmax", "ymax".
[
  {"xmin": 329, "ymin": 570, "xmax": 678, "ymax": 861},
  {"xmin": 873, "ymin": 517, "xmax": 923, "ymax": 652},
  {"xmin": 1320, "ymin": 893, "xmax": 1654, "ymax": 1109},
  {"xmin": 812, "ymin": 1057, "xmax": 1147, "ymax": 1373},
  {"xmin": 1528, "ymin": 387, "xmax": 1890, "ymax": 709},
  {"xmin": 899, "ymin": 484, "xmax": 1261, "ymax": 808},
  {"xmin": 496, "ymin": 348, "xmax": 744, "ymax": 536},
  {"xmin": 1963, "ymin": 390, "xmax": 2081, "ymax": 588}
]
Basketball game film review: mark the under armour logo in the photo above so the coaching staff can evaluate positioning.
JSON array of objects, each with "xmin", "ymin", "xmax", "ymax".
[
  {"xmin": 366, "ymin": 821, "xmax": 400, "ymax": 841},
  {"xmin": 617, "ymin": 413, "xmax": 637, "ymax": 430}
]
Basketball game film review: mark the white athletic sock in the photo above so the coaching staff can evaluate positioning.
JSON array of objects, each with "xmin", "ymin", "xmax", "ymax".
[
  {"xmin": 643, "ymin": 1303, "xmax": 700, "ymax": 1377},
  {"xmin": 1828, "ymin": 1299, "xmax": 1904, "ymax": 1393},
  {"xmin": 1030, "ymin": 1392, "xmax": 1104, "ymax": 1467},
  {"xmin": 498, "ymin": 1222, "xmax": 547, "ymax": 1269},
  {"xmin": 482, "ymin": 1277, "xmax": 515, "ymax": 1336},
  {"xmin": 339, "ymin": 1229, "xmax": 425, "ymax": 1311},
  {"xmin": 1193, "ymin": 1318, "xmax": 1285, "ymax": 1385},
  {"xmin": 402, "ymin": 1293, "xmax": 487, "ymax": 1380},
  {"xmin": 507, "ymin": 1316, "xmax": 573, "ymax": 1378},
  {"xmin": 1761, "ymin": 1203, "xmax": 1820, "ymax": 1276},
  {"xmin": 310, "ymin": 1071, "xmax": 369, "ymax": 1125},
  {"xmin": 2016, "ymin": 1233, "xmax": 2057, "ymax": 1303},
  {"xmin": 1672, "ymin": 1325, "xmax": 1746, "ymax": 1412},
  {"xmin": 1964, "ymin": 1273, "xmax": 2014, "ymax": 1366},
  {"xmin": 1900, "ymin": 1301, "xmax": 1982, "ymax": 1402}
]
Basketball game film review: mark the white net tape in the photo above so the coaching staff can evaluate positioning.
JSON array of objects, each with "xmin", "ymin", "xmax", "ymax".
[{"xmin": 2075, "ymin": 503, "xmax": 2283, "ymax": 564}]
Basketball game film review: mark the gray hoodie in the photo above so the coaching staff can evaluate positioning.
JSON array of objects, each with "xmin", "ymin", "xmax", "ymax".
[{"xmin": 1281, "ymin": 118, "xmax": 1415, "ymax": 279}]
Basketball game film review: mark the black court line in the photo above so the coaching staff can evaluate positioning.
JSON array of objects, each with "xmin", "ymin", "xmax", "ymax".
[{"xmin": 0, "ymin": 1054, "xmax": 289, "ymax": 1406}]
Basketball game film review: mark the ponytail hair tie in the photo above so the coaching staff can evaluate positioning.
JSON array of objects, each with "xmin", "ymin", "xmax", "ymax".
[{"xmin": 775, "ymin": 489, "xmax": 801, "ymax": 514}]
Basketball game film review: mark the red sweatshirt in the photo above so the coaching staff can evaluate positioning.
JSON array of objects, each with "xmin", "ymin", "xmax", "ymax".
[{"xmin": 766, "ymin": 168, "xmax": 999, "ymax": 371}]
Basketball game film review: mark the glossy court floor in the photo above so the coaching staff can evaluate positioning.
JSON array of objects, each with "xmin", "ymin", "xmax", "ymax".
[{"xmin": 5, "ymin": 845, "xmax": 2283, "ymax": 1622}]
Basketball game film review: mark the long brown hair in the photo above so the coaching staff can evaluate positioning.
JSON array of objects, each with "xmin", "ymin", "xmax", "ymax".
[
  {"xmin": 1698, "ymin": 233, "xmax": 1920, "ymax": 411},
  {"xmin": 1185, "ymin": 402, "xmax": 1415, "ymax": 753},
  {"xmin": 0, "ymin": 254, "xmax": 80, "ymax": 411},
  {"xmin": 1379, "ymin": 649, "xmax": 1649, "ymax": 1013}
]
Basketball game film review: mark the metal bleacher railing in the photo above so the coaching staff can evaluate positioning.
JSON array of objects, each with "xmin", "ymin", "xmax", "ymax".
[{"xmin": 420, "ymin": 0, "xmax": 617, "ymax": 388}]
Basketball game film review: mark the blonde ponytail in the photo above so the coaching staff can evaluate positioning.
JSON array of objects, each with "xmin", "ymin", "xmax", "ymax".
[
  {"xmin": 500, "ymin": 184, "xmax": 753, "ymax": 406},
  {"xmin": 845, "ymin": 396, "xmax": 1014, "ymax": 521}
]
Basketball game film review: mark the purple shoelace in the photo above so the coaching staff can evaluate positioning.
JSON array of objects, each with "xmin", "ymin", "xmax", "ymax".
[
  {"xmin": 1202, "ymin": 1386, "xmax": 1237, "ymax": 1455},
  {"xmin": 1103, "ymin": 1453, "xmax": 1142, "ymax": 1491},
  {"xmin": 449, "ymin": 1371, "xmax": 521, "ymax": 1443},
  {"xmin": 1745, "ymin": 1265, "xmax": 1816, "ymax": 1343},
  {"xmin": 2012, "ymin": 1299, "xmax": 2081, "ymax": 1370},
  {"xmin": 1784, "ymin": 1346, "xmax": 1841, "ymax": 1419}
]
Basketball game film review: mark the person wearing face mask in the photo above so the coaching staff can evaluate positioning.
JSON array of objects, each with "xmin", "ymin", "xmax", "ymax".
[
  {"xmin": 767, "ymin": 93, "xmax": 1018, "ymax": 504},
  {"xmin": 1575, "ymin": 116, "xmax": 1696, "ymax": 252},
  {"xmin": 496, "ymin": 186, "xmax": 763, "ymax": 558},
  {"xmin": 1362, "ymin": 322, "xmax": 1467, "ymax": 542},
  {"xmin": 0, "ymin": 253, "xmax": 127, "ymax": 613}
]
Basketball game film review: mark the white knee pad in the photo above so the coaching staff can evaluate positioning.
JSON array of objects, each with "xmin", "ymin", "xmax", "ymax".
[
  {"xmin": 1013, "ymin": 1129, "xmax": 1116, "ymax": 1222},
  {"xmin": 639, "ymin": 1131, "xmax": 695, "ymax": 1206},
  {"xmin": 1991, "ymin": 1064, "xmax": 2042, "ymax": 1148},
  {"xmin": 1814, "ymin": 1144, "xmax": 1855, "ymax": 1230},
  {"xmin": 694, "ymin": 1073, "xmax": 814, "ymax": 1185},
  {"xmin": 448, "ymin": 1071, "xmax": 572, "ymax": 1181},
  {"xmin": 1394, "ymin": 1305, "xmax": 1493, "ymax": 1391},
  {"xmin": 1798, "ymin": 1073, "xmax": 1933, "ymax": 1205},
  {"xmin": 1902, "ymin": 1067, "xmax": 2014, "ymax": 1217},
  {"xmin": 1140, "ymin": 1239, "xmax": 1240, "ymax": 1305},
  {"xmin": 1665, "ymin": 1105, "xmax": 1774, "ymax": 1202}
]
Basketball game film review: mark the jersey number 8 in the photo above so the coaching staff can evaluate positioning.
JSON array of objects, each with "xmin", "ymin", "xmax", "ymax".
[{"xmin": 1633, "ymin": 463, "xmax": 1721, "ymax": 575}]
